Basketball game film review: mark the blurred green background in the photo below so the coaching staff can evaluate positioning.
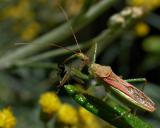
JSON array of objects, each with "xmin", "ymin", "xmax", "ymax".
[{"xmin": 0, "ymin": 0, "xmax": 160, "ymax": 128}]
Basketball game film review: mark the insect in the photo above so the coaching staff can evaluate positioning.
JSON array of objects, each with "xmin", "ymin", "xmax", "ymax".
[
  {"xmin": 16, "ymin": 5, "xmax": 156, "ymax": 113},
  {"xmin": 59, "ymin": 47, "xmax": 155, "ymax": 112},
  {"xmin": 55, "ymin": 5, "xmax": 156, "ymax": 113}
]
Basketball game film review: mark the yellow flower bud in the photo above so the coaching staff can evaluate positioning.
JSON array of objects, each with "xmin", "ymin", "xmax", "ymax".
[
  {"xmin": 21, "ymin": 22, "xmax": 40, "ymax": 41},
  {"xmin": 79, "ymin": 107, "xmax": 94, "ymax": 124},
  {"xmin": 39, "ymin": 92, "xmax": 61, "ymax": 115},
  {"xmin": 79, "ymin": 107, "xmax": 101, "ymax": 128},
  {"xmin": 65, "ymin": 0, "xmax": 84, "ymax": 16},
  {"xmin": 135, "ymin": 22, "xmax": 150, "ymax": 37},
  {"xmin": 0, "ymin": 107, "xmax": 16, "ymax": 128},
  {"xmin": 57, "ymin": 103, "xmax": 78, "ymax": 125}
]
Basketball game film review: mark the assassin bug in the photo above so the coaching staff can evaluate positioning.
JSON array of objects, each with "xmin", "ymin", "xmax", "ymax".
[
  {"xmin": 56, "ymin": 5, "xmax": 156, "ymax": 113},
  {"xmin": 15, "ymin": 5, "xmax": 156, "ymax": 113},
  {"xmin": 58, "ymin": 45, "xmax": 156, "ymax": 112}
]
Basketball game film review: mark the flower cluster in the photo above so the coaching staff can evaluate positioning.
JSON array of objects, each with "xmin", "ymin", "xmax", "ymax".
[
  {"xmin": 79, "ymin": 107, "xmax": 101, "ymax": 128},
  {"xmin": 39, "ymin": 91, "xmax": 102, "ymax": 128},
  {"xmin": 128, "ymin": 0, "xmax": 160, "ymax": 10},
  {"xmin": 57, "ymin": 103, "xmax": 78, "ymax": 126},
  {"xmin": 39, "ymin": 92, "xmax": 61, "ymax": 115},
  {"xmin": 1, "ymin": 0, "xmax": 40, "ymax": 41},
  {"xmin": 0, "ymin": 108, "xmax": 16, "ymax": 128},
  {"xmin": 0, "ymin": 0, "xmax": 85, "ymax": 41}
]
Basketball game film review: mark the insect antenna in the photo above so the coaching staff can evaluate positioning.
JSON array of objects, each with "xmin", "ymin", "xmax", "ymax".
[
  {"xmin": 14, "ymin": 42, "xmax": 79, "ymax": 54},
  {"xmin": 57, "ymin": 4, "xmax": 82, "ymax": 54},
  {"xmin": 15, "ymin": 4, "xmax": 84, "ymax": 61},
  {"xmin": 49, "ymin": 43, "xmax": 77, "ymax": 54}
]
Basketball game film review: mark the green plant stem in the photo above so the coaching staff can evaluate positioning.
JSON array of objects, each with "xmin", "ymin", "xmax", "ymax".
[
  {"xmin": 64, "ymin": 85, "xmax": 153, "ymax": 128},
  {"xmin": 12, "ymin": 7, "xmax": 143, "ymax": 68},
  {"xmin": 14, "ymin": 62, "xmax": 57, "ymax": 69},
  {"xmin": 13, "ymin": 42, "xmax": 91, "ymax": 67},
  {"xmin": 0, "ymin": 0, "xmax": 116, "ymax": 70}
]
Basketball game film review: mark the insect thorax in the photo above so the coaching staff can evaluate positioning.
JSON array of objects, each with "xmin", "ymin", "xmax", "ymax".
[
  {"xmin": 89, "ymin": 64, "xmax": 112, "ymax": 78},
  {"xmin": 76, "ymin": 53, "xmax": 90, "ymax": 64}
]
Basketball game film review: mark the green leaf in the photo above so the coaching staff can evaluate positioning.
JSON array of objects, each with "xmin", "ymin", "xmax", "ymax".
[{"xmin": 64, "ymin": 85, "xmax": 153, "ymax": 128}]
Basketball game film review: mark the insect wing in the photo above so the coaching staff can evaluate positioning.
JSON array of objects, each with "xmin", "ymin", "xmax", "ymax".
[{"xmin": 103, "ymin": 72, "xmax": 156, "ymax": 112}]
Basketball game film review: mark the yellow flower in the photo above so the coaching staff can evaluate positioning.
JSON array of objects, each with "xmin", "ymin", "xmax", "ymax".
[
  {"xmin": 3, "ymin": 0, "xmax": 34, "ymax": 20},
  {"xmin": 79, "ymin": 107, "xmax": 101, "ymax": 128},
  {"xmin": 57, "ymin": 103, "xmax": 78, "ymax": 125},
  {"xmin": 21, "ymin": 22, "xmax": 40, "ymax": 41},
  {"xmin": 79, "ymin": 107, "xmax": 94, "ymax": 124},
  {"xmin": 65, "ymin": 0, "xmax": 84, "ymax": 16},
  {"xmin": 0, "ymin": 108, "xmax": 16, "ymax": 128},
  {"xmin": 81, "ymin": 122, "xmax": 101, "ymax": 128},
  {"xmin": 128, "ymin": 0, "xmax": 160, "ymax": 10},
  {"xmin": 135, "ymin": 22, "xmax": 150, "ymax": 37},
  {"xmin": 39, "ymin": 92, "xmax": 61, "ymax": 115}
]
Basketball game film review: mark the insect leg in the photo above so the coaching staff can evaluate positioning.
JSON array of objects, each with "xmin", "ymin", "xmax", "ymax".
[
  {"xmin": 57, "ymin": 70, "xmax": 71, "ymax": 93},
  {"xmin": 63, "ymin": 54, "xmax": 78, "ymax": 63},
  {"xmin": 125, "ymin": 78, "xmax": 147, "ymax": 92},
  {"xmin": 71, "ymin": 68, "xmax": 89, "ymax": 80},
  {"xmin": 125, "ymin": 78, "xmax": 146, "ymax": 83},
  {"xmin": 92, "ymin": 42, "xmax": 97, "ymax": 64},
  {"xmin": 102, "ymin": 91, "xmax": 111, "ymax": 102}
]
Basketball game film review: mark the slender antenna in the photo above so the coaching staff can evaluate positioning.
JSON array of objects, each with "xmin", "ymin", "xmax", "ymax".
[
  {"xmin": 14, "ymin": 42, "xmax": 77, "ymax": 54},
  {"xmin": 50, "ymin": 43, "xmax": 77, "ymax": 54},
  {"xmin": 57, "ymin": 4, "xmax": 82, "ymax": 53}
]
